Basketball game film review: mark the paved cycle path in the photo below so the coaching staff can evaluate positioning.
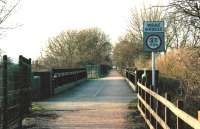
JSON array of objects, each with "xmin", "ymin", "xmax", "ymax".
[{"xmin": 26, "ymin": 70, "xmax": 142, "ymax": 129}]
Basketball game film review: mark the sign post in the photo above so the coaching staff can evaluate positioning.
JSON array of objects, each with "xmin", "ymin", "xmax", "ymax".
[
  {"xmin": 152, "ymin": 52, "xmax": 155, "ymax": 86},
  {"xmin": 143, "ymin": 21, "xmax": 165, "ymax": 87}
]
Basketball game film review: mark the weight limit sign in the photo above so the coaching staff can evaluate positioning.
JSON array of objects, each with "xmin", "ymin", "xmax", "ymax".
[
  {"xmin": 146, "ymin": 35, "xmax": 161, "ymax": 50},
  {"xmin": 143, "ymin": 21, "xmax": 165, "ymax": 52}
]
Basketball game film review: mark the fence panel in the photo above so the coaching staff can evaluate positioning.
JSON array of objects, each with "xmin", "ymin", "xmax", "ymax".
[{"xmin": 0, "ymin": 55, "xmax": 31, "ymax": 129}]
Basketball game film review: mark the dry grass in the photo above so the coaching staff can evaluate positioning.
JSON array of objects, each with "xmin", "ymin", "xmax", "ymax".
[{"xmin": 157, "ymin": 48, "xmax": 200, "ymax": 116}]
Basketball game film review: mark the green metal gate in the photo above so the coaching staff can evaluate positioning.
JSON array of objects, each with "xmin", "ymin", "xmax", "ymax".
[
  {"xmin": 86, "ymin": 65, "xmax": 100, "ymax": 79},
  {"xmin": 86, "ymin": 65, "xmax": 111, "ymax": 79}
]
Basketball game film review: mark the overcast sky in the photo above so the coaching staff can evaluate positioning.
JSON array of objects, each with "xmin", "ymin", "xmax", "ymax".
[{"xmin": 0, "ymin": 0, "xmax": 168, "ymax": 60}]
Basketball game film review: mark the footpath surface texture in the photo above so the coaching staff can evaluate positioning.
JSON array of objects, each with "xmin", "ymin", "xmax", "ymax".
[{"xmin": 24, "ymin": 70, "xmax": 145, "ymax": 129}]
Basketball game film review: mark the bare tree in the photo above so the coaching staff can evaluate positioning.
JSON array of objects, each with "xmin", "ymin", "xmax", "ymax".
[
  {"xmin": 41, "ymin": 30, "xmax": 78, "ymax": 68},
  {"xmin": 0, "ymin": 0, "xmax": 19, "ymax": 37},
  {"xmin": 169, "ymin": 0, "xmax": 200, "ymax": 29},
  {"xmin": 166, "ymin": 13, "xmax": 192, "ymax": 49},
  {"xmin": 164, "ymin": 0, "xmax": 200, "ymax": 48},
  {"xmin": 129, "ymin": 5, "xmax": 166, "ymax": 42}
]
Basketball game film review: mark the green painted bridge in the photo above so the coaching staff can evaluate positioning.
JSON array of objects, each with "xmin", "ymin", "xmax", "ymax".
[{"xmin": 24, "ymin": 70, "xmax": 145, "ymax": 129}]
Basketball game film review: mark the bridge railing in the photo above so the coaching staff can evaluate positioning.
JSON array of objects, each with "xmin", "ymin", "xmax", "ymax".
[
  {"xmin": 51, "ymin": 68, "xmax": 87, "ymax": 95},
  {"xmin": 126, "ymin": 69, "xmax": 200, "ymax": 129},
  {"xmin": 32, "ymin": 68, "xmax": 87, "ymax": 99}
]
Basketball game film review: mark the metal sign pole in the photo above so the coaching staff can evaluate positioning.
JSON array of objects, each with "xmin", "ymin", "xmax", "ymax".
[{"xmin": 152, "ymin": 52, "xmax": 156, "ymax": 87}]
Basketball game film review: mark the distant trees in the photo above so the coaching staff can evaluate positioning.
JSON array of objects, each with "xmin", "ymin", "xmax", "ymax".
[
  {"xmin": 40, "ymin": 30, "xmax": 78, "ymax": 68},
  {"xmin": 76, "ymin": 28, "xmax": 112, "ymax": 66},
  {"xmin": 113, "ymin": 33, "xmax": 142, "ymax": 68},
  {"xmin": 34, "ymin": 28, "xmax": 112, "ymax": 70}
]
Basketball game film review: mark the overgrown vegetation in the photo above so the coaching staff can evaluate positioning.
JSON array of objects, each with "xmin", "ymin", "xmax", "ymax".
[{"xmin": 157, "ymin": 49, "xmax": 200, "ymax": 116}]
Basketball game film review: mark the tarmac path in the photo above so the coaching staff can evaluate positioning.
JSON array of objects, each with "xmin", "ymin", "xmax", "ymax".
[{"xmin": 25, "ymin": 70, "xmax": 144, "ymax": 129}]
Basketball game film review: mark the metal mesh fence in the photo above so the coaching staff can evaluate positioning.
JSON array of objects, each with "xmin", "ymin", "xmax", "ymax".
[
  {"xmin": 0, "ymin": 55, "xmax": 31, "ymax": 129},
  {"xmin": 0, "ymin": 63, "xmax": 3, "ymax": 129},
  {"xmin": 86, "ymin": 65, "xmax": 111, "ymax": 79},
  {"xmin": 86, "ymin": 65, "xmax": 100, "ymax": 79}
]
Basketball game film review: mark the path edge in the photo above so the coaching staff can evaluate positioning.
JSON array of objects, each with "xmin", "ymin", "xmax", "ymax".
[{"xmin": 125, "ymin": 78, "xmax": 136, "ymax": 92}]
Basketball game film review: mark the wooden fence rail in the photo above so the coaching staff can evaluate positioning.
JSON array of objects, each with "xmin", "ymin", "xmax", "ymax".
[
  {"xmin": 125, "ymin": 69, "xmax": 200, "ymax": 129},
  {"xmin": 137, "ymin": 80, "xmax": 200, "ymax": 129}
]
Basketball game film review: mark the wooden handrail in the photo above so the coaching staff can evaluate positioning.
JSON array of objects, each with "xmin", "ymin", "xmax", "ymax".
[
  {"xmin": 138, "ymin": 94, "xmax": 170, "ymax": 129},
  {"xmin": 137, "ymin": 82, "xmax": 200, "ymax": 129},
  {"xmin": 137, "ymin": 104, "xmax": 154, "ymax": 129}
]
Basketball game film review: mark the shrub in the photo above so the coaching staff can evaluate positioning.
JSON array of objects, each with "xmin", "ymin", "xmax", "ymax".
[{"xmin": 157, "ymin": 48, "xmax": 200, "ymax": 116}]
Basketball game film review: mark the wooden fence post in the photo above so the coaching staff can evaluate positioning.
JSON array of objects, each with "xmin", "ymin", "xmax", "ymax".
[
  {"xmin": 149, "ymin": 85, "xmax": 153, "ymax": 126},
  {"xmin": 145, "ymin": 83, "xmax": 150, "ymax": 120},
  {"xmin": 165, "ymin": 93, "xmax": 172, "ymax": 128},
  {"xmin": 137, "ymin": 82, "xmax": 140, "ymax": 108},
  {"xmin": 177, "ymin": 100, "xmax": 184, "ymax": 129},
  {"xmin": 144, "ymin": 82, "xmax": 147, "ymax": 118},
  {"xmin": 152, "ymin": 86, "xmax": 157, "ymax": 128},
  {"xmin": 156, "ymin": 89, "xmax": 162, "ymax": 129},
  {"xmin": 3, "ymin": 55, "xmax": 8, "ymax": 129},
  {"xmin": 141, "ymin": 83, "xmax": 144, "ymax": 112}
]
